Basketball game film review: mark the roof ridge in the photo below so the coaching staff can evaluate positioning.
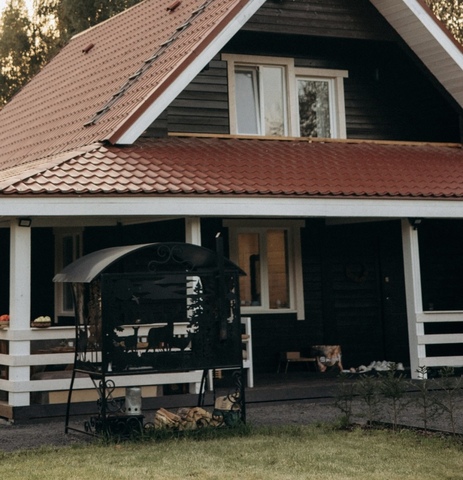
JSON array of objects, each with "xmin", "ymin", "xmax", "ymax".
[{"xmin": 85, "ymin": 0, "xmax": 216, "ymax": 127}]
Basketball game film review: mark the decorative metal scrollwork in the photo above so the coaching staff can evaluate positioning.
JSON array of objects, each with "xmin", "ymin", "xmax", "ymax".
[
  {"xmin": 96, "ymin": 379, "xmax": 124, "ymax": 415},
  {"xmin": 147, "ymin": 244, "xmax": 195, "ymax": 272}
]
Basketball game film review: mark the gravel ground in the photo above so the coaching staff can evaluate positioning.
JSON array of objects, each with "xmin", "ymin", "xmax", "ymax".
[
  {"xmin": 1, "ymin": 392, "xmax": 463, "ymax": 453},
  {"xmin": 0, "ymin": 399, "xmax": 340, "ymax": 452}
]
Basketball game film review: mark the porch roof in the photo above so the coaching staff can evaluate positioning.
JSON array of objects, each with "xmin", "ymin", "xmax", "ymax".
[
  {"xmin": 0, "ymin": 0, "xmax": 461, "ymax": 182},
  {"xmin": 2, "ymin": 135, "xmax": 463, "ymax": 199}
]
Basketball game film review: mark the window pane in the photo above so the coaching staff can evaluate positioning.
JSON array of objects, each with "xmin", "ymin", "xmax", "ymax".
[
  {"xmin": 261, "ymin": 66, "xmax": 286, "ymax": 136},
  {"xmin": 267, "ymin": 230, "xmax": 289, "ymax": 309},
  {"xmin": 235, "ymin": 70, "xmax": 260, "ymax": 134},
  {"xmin": 298, "ymin": 78, "xmax": 331, "ymax": 138},
  {"xmin": 237, "ymin": 233, "xmax": 261, "ymax": 306}
]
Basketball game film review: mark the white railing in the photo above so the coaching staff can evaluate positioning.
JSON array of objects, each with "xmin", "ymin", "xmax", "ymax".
[
  {"xmin": 415, "ymin": 311, "xmax": 463, "ymax": 369},
  {"xmin": 0, "ymin": 325, "xmax": 203, "ymax": 410},
  {"xmin": 207, "ymin": 317, "xmax": 253, "ymax": 389}
]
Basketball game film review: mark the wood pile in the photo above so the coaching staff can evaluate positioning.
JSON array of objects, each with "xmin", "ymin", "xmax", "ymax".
[
  {"xmin": 153, "ymin": 394, "xmax": 242, "ymax": 430},
  {"xmin": 154, "ymin": 406, "xmax": 219, "ymax": 430}
]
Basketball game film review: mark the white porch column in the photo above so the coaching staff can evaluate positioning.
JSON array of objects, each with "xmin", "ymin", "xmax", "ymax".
[
  {"xmin": 185, "ymin": 217, "xmax": 202, "ymax": 245},
  {"xmin": 8, "ymin": 220, "xmax": 32, "ymax": 406},
  {"xmin": 401, "ymin": 218, "xmax": 425, "ymax": 379}
]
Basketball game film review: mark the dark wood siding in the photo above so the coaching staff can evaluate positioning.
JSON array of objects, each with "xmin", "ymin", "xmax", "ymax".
[
  {"xmin": 225, "ymin": 32, "xmax": 460, "ymax": 142},
  {"xmin": 417, "ymin": 220, "xmax": 463, "ymax": 357},
  {"xmin": 83, "ymin": 219, "xmax": 185, "ymax": 254},
  {"xmin": 31, "ymin": 228, "xmax": 55, "ymax": 322},
  {"xmin": 248, "ymin": 312, "xmax": 314, "ymax": 373},
  {"xmin": 246, "ymin": 220, "xmax": 409, "ymax": 373},
  {"xmin": 150, "ymin": 36, "xmax": 459, "ymax": 142},
  {"xmin": 0, "ymin": 229, "xmax": 8, "ymax": 316},
  {"xmin": 149, "ymin": 57, "xmax": 230, "ymax": 135},
  {"xmin": 419, "ymin": 220, "xmax": 463, "ymax": 312},
  {"xmin": 244, "ymin": 0, "xmax": 396, "ymax": 41}
]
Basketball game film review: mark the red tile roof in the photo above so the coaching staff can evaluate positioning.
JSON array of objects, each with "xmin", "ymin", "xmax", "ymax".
[
  {"xmin": 0, "ymin": 0, "xmax": 256, "ymax": 171},
  {"xmin": 3, "ymin": 135, "xmax": 463, "ymax": 198}
]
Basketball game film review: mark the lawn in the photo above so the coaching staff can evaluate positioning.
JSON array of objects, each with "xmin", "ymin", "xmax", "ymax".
[{"xmin": 1, "ymin": 425, "xmax": 462, "ymax": 480}]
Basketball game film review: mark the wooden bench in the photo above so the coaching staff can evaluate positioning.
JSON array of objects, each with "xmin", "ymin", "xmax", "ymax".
[{"xmin": 277, "ymin": 351, "xmax": 316, "ymax": 373}]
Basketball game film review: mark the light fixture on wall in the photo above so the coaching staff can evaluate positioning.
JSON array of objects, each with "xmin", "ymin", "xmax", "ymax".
[
  {"xmin": 18, "ymin": 218, "xmax": 32, "ymax": 227},
  {"xmin": 408, "ymin": 218, "xmax": 422, "ymax": 230}
]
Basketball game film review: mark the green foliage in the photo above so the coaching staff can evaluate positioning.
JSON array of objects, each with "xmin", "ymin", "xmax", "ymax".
[
  {"xmin": 378, "ymin": 366, "xmax": 409, "ymax": 430},
  {"xmin": 425, "ymin": 0, "xmax": 463, "ymax": 44},
  {"xmin": 55, "ymin": 0, "xmax": 143, "ymax": 41},
  {"xmin": 334, "ymin": 372, "xmax": 356, "ymax": 427},
  {"xmin": 356, "ymin": 373, "xmax": 380, "ymax": 426},
  {"xmin": 0, "ymin": 0, "xmax": 143, "ymax": 105},
  {"xmin": 0, "ymin": 0, "xmax": 33, "ymax": 104},
  {"xmin": 412, "ymin": 366, "xmax": 440, "ymax": 433},
  {"xmin": 435, "ymin": 366, "xmax": 462, "ymax": 436}
]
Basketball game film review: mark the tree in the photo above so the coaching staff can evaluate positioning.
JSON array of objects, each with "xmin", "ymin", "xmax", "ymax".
[
  {"xmin": 0, "ymin": 0, "xmax": 143, "ymax": 105},
  {"xmin": 0, "ymin": 0, "xmax": 34, "ymax": 105},
  {"xmin": 32, "ymin": 0, "xmax": 144, "ymax": 51},
  {"xmin": 54, "ymin": 0, "xmax": 143, "ymax": 42},
  {"xmin": 425, "ymin": 0, "xmax": 463, "ymax": 44},
  {"xmin": 0, "ymin": 1, "xmax": 461, "ymax": 107}
]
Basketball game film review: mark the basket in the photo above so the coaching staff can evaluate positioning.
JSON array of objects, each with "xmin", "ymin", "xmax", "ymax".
[{"xmin": 31, "ymin": 322, "xmax": 51, "ymax": 328}]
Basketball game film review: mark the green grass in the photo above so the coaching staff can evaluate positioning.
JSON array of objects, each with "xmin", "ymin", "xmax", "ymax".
[{"xmin": 1, "ymin": 425, "xmax": 463, "ymax": 479}]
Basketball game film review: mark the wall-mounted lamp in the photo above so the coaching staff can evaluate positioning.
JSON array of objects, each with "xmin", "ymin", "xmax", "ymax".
[
  {"xmin": 408, "ymin": 218, "xmax": 422, "ymax": 230},
  {"xmin": 18, "ymin": 218, "xmax": 32, "ymax": 227}
]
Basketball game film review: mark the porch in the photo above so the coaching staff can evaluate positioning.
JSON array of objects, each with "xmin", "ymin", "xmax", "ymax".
[
  {"xmin": 2, "ymin": 217, "xmax": 463, "ymax": 422},
  {"xmin": 2, "ymin": 370, "xmax": 342, "ymax": 423}
]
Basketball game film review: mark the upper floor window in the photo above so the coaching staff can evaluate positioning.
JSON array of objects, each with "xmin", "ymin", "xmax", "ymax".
[{"xmin": 223, "ymin": 54, "xmax": 348, "ymax": 139}]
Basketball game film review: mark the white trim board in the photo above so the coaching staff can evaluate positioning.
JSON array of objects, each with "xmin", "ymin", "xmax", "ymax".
[
  {"xmin": 114, "ymin": 0, "xmax": 267, "ymax": 144},
  {"xmin": 370, "ymin": 0, "xmax": 463, "ymax": 108},
  {"xmin": 0, "ymin": 196, "xmax": 463, "ymax": 219}
]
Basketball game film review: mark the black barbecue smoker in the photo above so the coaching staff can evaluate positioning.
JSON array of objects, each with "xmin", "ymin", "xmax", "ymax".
[{"xmin": 53, "ymin": 241, "xmax": 245, "ymax": 436}]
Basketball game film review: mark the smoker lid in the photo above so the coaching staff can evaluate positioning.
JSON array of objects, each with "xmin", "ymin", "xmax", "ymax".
[{"xmin": 53, "ymin": 242, "xmax": 244, "ymax": 283}]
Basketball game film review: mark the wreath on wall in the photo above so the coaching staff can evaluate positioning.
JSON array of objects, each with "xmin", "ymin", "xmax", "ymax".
[{"xmin": 345, "ymin": 263, "xmax": 369, "ymax": 284}]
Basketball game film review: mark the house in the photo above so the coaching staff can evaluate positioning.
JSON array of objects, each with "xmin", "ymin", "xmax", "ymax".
[{"xmin": 1, "ymin": 0, "xmax": 463, "ymax": 420}]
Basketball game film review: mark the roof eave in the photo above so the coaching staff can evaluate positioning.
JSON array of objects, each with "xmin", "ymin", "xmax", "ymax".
[
  {"xmin": 369, "ymin": 0, "xmax": 463, "ymax": 110},
  {"xmin": 107, "ymin": 0, "xmax": 266, "ymax": 146}
]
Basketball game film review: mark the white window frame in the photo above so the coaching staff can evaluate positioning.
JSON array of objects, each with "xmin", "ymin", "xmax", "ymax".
[
  {"xmin": 224, "ymin": 219, "xmax": 305, "ymax": 320},
  {"xmin": 223, "ymin": 54, "xmax": 347, "ymax": 139},
  {"xmin": 54, "ymin": 227, "xmax": 83, "ymax": 319}
]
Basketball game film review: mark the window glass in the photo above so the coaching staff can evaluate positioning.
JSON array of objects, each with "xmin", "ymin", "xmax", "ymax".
[
  {"xmin": 297, "ymin": 78, "xmax": 331, "ymax": 138},
  {"xmin": 235, "ymin": 66, "xmax": 287, "ymax": 136},
  {"xmin": 235, "ymin": 69, "xmax": 259, "ymax": 135},
  {"xmin": 238, "ymin": 232, "xmax": 261, "ymax": 306},
  {"xmin": 267, "ymin": 230, "xmax": 289, "ymax": 309},
  {"xmin": 237, "ymin": 229, "xmax": 289, "ymax": 309},
  {"xmin": 55, "ymin": 229, "xmax": 82, "ymax": 317},
  {"xmin": 261, "ymin": 66, "xmax": 286, "ymax": 136},
  {"xmin": 226, "ymin": 54, "xmax": 346, "ymax": 139}
]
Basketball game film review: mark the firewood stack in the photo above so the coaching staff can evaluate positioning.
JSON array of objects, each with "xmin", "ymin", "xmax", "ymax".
[
  {"xmin": 154, "ymin": 406, "xmax": 218, "ymax": 430},
  {"xmin": 153, "ymin": 393, "xmax": 242, "ymax": 430}
]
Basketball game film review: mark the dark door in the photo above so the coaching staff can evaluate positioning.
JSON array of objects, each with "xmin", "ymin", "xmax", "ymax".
[{"xmin": 322, "ymin": 221, "xmax": 408, "ymax": 369}]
